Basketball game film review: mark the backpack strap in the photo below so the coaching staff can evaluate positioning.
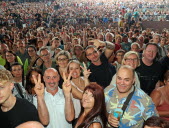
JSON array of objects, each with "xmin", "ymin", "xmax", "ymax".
[{"xmin": 14, "ymin": 83, "xmax": 24, "ymax": 98}]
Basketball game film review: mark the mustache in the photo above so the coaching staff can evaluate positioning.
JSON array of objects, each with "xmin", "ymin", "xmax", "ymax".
[{"xmin": 48, "ymin": 82, "xmax": 57, "ymax": 85}]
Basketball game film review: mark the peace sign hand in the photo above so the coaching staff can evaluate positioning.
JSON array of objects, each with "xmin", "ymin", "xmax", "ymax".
[
  {"xmin": 62, "ymin": 71, "xmax": 72, "ymax": 97},
  {"xmin": 80, "ymin": 62, "xmax": 91, "ymax": 79},
  {"xmin": 33, "ymin": 74, "xmax": 45, "ymax": 97}
]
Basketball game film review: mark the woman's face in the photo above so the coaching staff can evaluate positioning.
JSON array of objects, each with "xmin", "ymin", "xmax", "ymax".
[
  {"xmin": 74, "ymin": 47, "xmax": 83, "ymax": 55},
  {"xmin": 69, "ymin": 62, "xmax": 81, "ymax": 79},
  {"xmin": 116, "ymin": 37, "xmax": 121, "ymax": 43},
  {"xmin": 160, "ymin": 38, "xmax": 166, "ymax": 46},
  {"xmin": 30, "ymin": 71, "xmax": 39, "ymax": 84},
  {"xmin": 116, "ymin": 52, "xmax": 124, "ymax": 63},
  {"xmin": 11, "ymin": 65, "xmax": 22, "ymax": 78},
  {"xmin": 123, "ymin": 54, "xmax": 139, "ymax": 69},
  {"xmin": 28, "ymin": 47, "xmax": 36, "ymax": 57},
  {"xmin": 6, "ymin": 52, "xmax": 16, "ymax": 63},
  {"xmin": 52, "ymin": 40, "xmax": 60, "ymax": 48},
  {"xmin": 57, "ymin": 55, "xmax": 69, "ymax": 68},
  {"xmin": 82, "ymin": 90, "xmax": 95, "ymax": 110}
]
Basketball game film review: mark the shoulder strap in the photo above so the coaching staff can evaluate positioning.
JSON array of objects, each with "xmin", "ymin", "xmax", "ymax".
[
  {"xmin": 121, "ymin": 86, "xmax": 135, "ymax": 117},
  {"xmin": 14, "ymin": 83, "xmax": 24, "ymax": 98}
]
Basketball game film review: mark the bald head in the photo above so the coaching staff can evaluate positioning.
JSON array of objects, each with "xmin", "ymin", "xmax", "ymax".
[
  {"xmin": 43, "ymin": 68, "xmax": 60, "ymax": 92},
  {"xmin": 44, "ymin": 68, "xmax": 58, "ymax": 76},
  {"xmin": 16, "ymin": 121, "xmax": 44, "ymax": 128},
  {"xmin": 117, "ymin": 65, "xmax": 135, "ymax": 78}
]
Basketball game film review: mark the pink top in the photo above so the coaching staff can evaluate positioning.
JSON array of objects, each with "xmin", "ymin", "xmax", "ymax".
[{"xmin": 156, "ymin": 88, "xmax": 169, "ymax": 121}]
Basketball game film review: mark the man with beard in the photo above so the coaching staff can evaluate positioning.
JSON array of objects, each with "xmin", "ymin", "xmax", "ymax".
[
  {"xmin": 85, "ymin": 39, "xmax": 116, "ymax": 88},
  {"xmin": 16, "ymin": 40, "xmax": 28, "ymax": 64},
  {"xmin": 33, "ymin": 68, "xmax": 75, "ymax": 128}
]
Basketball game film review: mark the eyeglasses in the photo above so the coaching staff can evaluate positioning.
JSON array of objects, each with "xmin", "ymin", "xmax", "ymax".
[
  {"xmin": 12, "ymin": 68, "xmax": 22, "ymax": 72},
  {"xmin": 41, "ymin": 53, "xmax": 49, "ymax": 57},
  {"xmin": 6, "ymin": 55, "xmax": 14, "ymax": 57},
  {"xmin": 74, "ymin": 48, "xmax": 82, "ymax": 51},
  {"xmin": 86, "ymin": 50, "xmax": 98, "ymax": 57},
  {"xmin": 116, "ymin": 54, "xmax": 124, "ymax": 57},
  {"xmin": 145, "ymin": 50, "xmax": 157, "ymax": 53},
  {"xmin": 28, "ymin": 50, "xmax": 35, "ymax": 52},
  {"xmin": 125, "ymin": 58, "xmax": 138, "ymax": 62},
  {"xmin": 57, "ymin": 58, "xmax": 68, "ymax": 62}
]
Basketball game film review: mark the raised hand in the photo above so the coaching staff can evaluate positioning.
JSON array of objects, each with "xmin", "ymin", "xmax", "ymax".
[
  {"xmin": 88, "ymin": 39, "xmax": 105, "ymax": 48},
  {"xmin": 80, "ymin": 62, "xmax": 91, "ymax": 79},
  {"xmin": 62, "ymin": 71, "xmax": 72, "ymax": 96},
  {"xmin": 33, "ymin": 74, "xmax": 44, "ymax": 97},
  {"xmin": 51, "ymin": 40, "xmax": 56, "ymax": 49},
  {"xmin": 43, "ymin": 37, "xmax": 49, "ymax": 46}
]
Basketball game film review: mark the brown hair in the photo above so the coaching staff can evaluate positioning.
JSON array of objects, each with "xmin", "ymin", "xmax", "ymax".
[{"xmin": 78, "ymin": 83, "xmax": 107, "ymax": 128}]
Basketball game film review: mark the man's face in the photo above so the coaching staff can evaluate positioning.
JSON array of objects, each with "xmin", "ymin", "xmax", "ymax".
[
  {"xmin": 43, "ymin": 69, "xmax": 60, "ymax": 91},
  {"xmin": 86, "ymin": 48, "xmax": 100, "ymax": 63},
  {"xmin": 0, "ymin": 81, "xmax": 13, "ymax": 105},
  {"xmin": 143, "ymin": 45, "xmax": 158, "ymax": 62},
  {"xmin": 122, "ymin": 37, "xmax": 128, "ymax": 43},
  {"xmin": 0, "ymin": 43, "xmax": 9, "ymax": 53},
  {"xmin": 52, "ymin": 40, "xmax": 60, "ymax": 48},
  {"xmin": 17, "ymin": 41, "xmax": 24, "ymax": 49},
  {"xmin": 116, "ymin": 68, "xmax": 135, "ymax": 94}
]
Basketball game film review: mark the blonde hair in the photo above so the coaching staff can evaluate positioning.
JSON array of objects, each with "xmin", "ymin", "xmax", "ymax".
[
  {"xmin": 122, "ymin": 51, "xmax": 140, "ymax": 67},
  {"xmin": 55, "ymin": 50, "xmax": 71, "ymax": 64},
  {"xmin": 67, "ymin": 60, "xmax": 81, "ymax": 73},
  {"xmin": 115, "ymin": 34, "xmax": 122, "ymax": 41},
  {"xmin": 0, "ymin": 69, "xmax": 13, "ymax": 82}
]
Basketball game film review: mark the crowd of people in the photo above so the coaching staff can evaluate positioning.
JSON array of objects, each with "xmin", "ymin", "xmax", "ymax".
[
  {"xmin": 0, "ymin": 0, "xmax": 169, "ymax": 28},
  {"xmin": 0, "ymin": 0, "xmax": 169, "ymax": 128}
]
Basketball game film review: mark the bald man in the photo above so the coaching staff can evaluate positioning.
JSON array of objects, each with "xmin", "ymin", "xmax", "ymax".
[
  {"xmin": 33, "ymin": 68, "xmax": 74, "ymax": 128},
  {"xmin": 105, "ymin": 65, "xmax": 158, "ymax": 128}
]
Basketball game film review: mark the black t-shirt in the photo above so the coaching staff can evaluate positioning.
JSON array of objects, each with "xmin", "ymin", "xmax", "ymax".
[
  {"xmin": 136, "ymin": 60, "xmax": 162, "ymax": 95},
  {"xmin": 88, "ymin": 53, "xmax": 116, "ymax": 88},
  {"xmin": 0, "ymin": 98, "xmax": 39, "ymax": 128}
]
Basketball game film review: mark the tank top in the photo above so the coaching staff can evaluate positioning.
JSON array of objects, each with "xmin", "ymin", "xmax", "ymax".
[
  {"xmin": 156, "ymin": 88, "xmax": 169, "ymax": 121},
  {"xmin": 86, "ymin": 116, "xmax": 103, "ymax": 128},
  {"xmin": 71, "ymin": 77, "xmax": 84, "ymax": 118}
]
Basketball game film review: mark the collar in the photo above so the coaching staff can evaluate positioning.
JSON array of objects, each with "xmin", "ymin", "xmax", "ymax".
[{"xmin": 44, "ymin": 87, "xmax": 62, "ymax": 96}]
